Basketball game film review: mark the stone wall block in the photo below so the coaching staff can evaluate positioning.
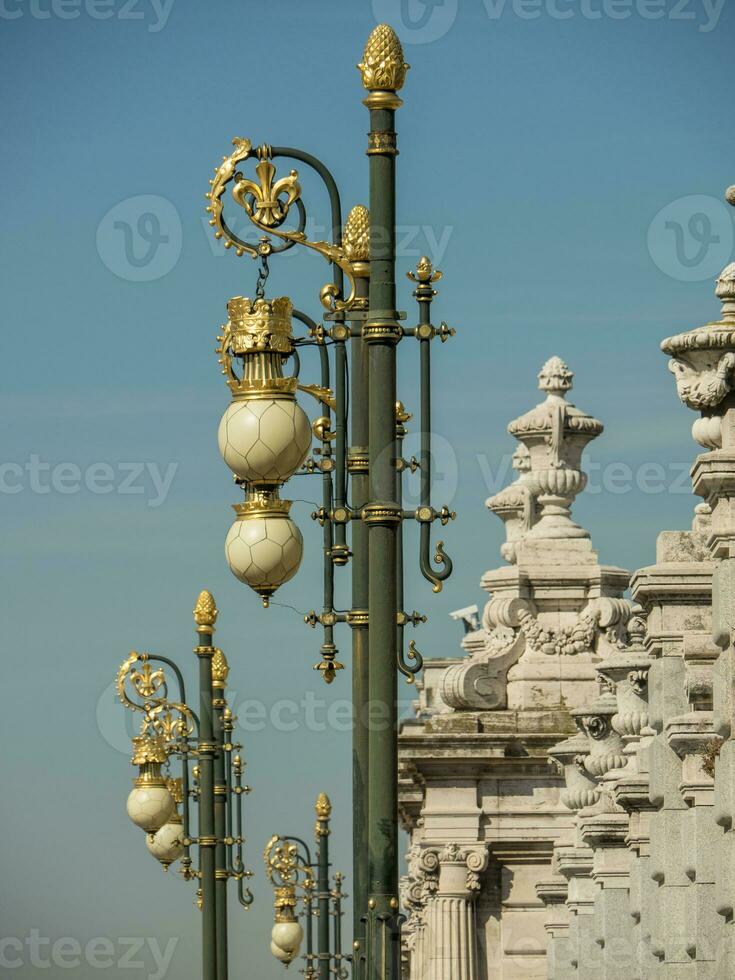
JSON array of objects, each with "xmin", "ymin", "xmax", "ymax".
[
  {"xmin": 712, "ymin": 650, "xmax": 733, "ymax": 739},
  {"xmin": 713, "ymin": 739, "xmax": 734, "ymax": 828},
  {"xmin": 712, "ymin": 559, "xmax": 735, "ymax": 649}
]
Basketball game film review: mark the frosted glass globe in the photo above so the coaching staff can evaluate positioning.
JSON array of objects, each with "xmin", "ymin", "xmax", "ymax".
[
  {"xmin": 271, "ymin": 920, "xmax": 303, "ymax": 961},
  {"xmin": 225, "ymin": 514, "xmax": 303, "ymax": 595},
  {"xmin": 270, "ymin": 940, "xmax": 294, "ymax": 964},
  {"xmin": 126, "ymin": 784, "xmax": 175, "ymax": 833},
  {"xmin": 218, "ymin": 398, "xmax": 311, "ymax": 486},
  {"xmin": 146, "ymin": 820, "xmax": 184, "ymax": 868}
]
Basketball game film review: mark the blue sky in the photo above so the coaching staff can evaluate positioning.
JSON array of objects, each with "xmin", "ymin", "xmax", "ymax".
[{"xmin": 1, "ymin": 0, "xmax": 732, "ymax": 976}]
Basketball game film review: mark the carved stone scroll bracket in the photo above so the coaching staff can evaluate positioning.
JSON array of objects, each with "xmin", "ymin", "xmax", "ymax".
[
  {"xmin": 441, "ymin": 630, "xmax": 525, "ymax": 710},
  {"xmin": 441, "ymin": 598, "xmax": 532, "ymax": 710}
]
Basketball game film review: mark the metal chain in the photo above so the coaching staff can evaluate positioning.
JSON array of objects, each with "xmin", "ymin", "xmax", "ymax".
[{"xmin": 255, "ymin": 252, "xmax": 270, "ymax": 299}]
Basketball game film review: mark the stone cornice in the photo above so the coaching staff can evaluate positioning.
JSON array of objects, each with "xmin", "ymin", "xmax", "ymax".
[
  {"xmin": 578, "ymin": 811, "xmax": 630, "ymax": 849},
  {"xmin": 631, "ymin": 563, "xmax": 714, "ymax": 599}
]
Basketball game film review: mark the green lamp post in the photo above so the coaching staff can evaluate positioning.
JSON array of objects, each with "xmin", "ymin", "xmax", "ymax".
[
  {"xmin": 205, "ymin": 25, "xmax": 456, "ymax": 980},
  {"xmin": 116, "ymin": 591, "xmax": 254, "ymax": 980},
  {"xmin": 265, "ymin": 794, "xmax": 349, "ymax": 979}
]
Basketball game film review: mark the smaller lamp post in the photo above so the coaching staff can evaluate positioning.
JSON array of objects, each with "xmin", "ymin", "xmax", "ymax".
[
  {"xmin": 116, "ymin": 590, "xmax": 253, "ymax": 980},
  {"xmin": 265, "ymin": 794, "xmax": 348, "ymax": 978}
]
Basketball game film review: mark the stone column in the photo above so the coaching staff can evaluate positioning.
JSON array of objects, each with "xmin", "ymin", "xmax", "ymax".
[
  {"xmin": 637, "ymin": 251, "xmax": 735, "ymax": 976},
  {"xmin": 597, "ymin": 612, "xmax": 656, "ymax": 977},
  {"xmin": 401, "ymin": 845, "xmax": 438, "ymax": 980},
  {"xmin": 536, "ymin": 876, "xmax": 572, "ymax": 979},
  {"xmin": 682, "ymin": 261, "xmax": 735, "ymax": 975},
  {"xmin": 548, "ymin": 732, "xmax": 600, "ymax": 978},
  {"xmin": 422, "ymin": 844, "xmax": 488, "ymax": 980},
  {"xmin": 571, "ymin": 694, "xmax": 634, "ymax": 979}
]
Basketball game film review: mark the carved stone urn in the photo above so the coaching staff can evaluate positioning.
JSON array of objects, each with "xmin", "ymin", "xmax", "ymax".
[
  {"xmin": 549, "ymin": 732, "xmax": 601, "ymax": 813},
  {"xmin": 596, "ymin": 615, "xmax": 651, "ymax": 744},
  {"xmin": 571, "ymin": 693, "xmax": 627, "ymax": 780},
  {"xmin": 662, "ymin": 262, "xmax": 735, "ymax": 451},
  {"xmin": 507, "ymin": 357, "xmax": 603, "ymax": 541},
  {"xmin": 486, "ymin": 444, "xmax": 535, "ymax": 564}
]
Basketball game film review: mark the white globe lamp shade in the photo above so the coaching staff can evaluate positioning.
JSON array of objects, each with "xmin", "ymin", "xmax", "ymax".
[
  {"xmin": 126, "ymin": 784, "xmax": 175, "ymax": 834},
  {"xmin": 225, "ymin": 498, "xmax": 303, "ymax": 605},
  {"xmin": 146, "ymin": 818, "xmax": 184, "ymax": 868},
  {"xmin": 218, "ymin": 398, "xmax": 311, "ymax": 487}
]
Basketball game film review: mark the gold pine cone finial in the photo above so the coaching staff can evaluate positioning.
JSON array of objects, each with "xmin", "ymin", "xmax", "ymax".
[
  {"xmin": 408, "ymin": 256, "xmax": 443, "ymax": 285},
  {"xmin": 212, "ymin": 648, "xmax": 230, "ymax": 689},
  {"xmin": 194, "ymin": 590, "xmax": 218, "ymax": 629},
  {"xmin": 344, "ymin": 205, "xmax": 370, "ymax": 263},
  {"xmin": 315, "ymin": 792, "xmax": 332, "ymax": 820},
  {"xmin": 166, "ymin": 776, "xmax": 184, "ymax": 805},
  {"xmin": 358, "ymin": 24, "xmax": 409, "ymax": 92}
]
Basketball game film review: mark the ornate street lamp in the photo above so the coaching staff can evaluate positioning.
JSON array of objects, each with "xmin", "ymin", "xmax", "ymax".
[
  {"xmin": 264, "ymin": 794, "xmax": 348, "ymax": 978},
  {"xmin": 205, "ymin": 24, "xmax": 456, "ymax": 979},
  {"xmin": 116, "ymin": 591, "xmax": 253, "ymax": 980}
]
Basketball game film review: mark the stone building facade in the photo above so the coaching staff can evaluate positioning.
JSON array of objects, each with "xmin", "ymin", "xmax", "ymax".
[{"xmin": 398, "ymin": 235, "xmax": 735, "ymax": 979}]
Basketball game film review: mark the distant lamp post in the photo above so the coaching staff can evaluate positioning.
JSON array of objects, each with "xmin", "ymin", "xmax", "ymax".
[
  {"xmin": 205, "ymin": 25, "xmax": 456, "ymax": 978},
  {"xmin": 265, "ymin": 794, "xmax": 348, "ymax": 979},
  {"xmin": 116, "ymin": 591, "xmax": 253, "ymax": 980}
]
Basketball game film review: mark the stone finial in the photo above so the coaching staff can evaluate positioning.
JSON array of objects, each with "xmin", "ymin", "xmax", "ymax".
[
  {"xmin": 358, "ymin": 24, "xmax": 409, "ymax": 92},
  {"xmin": 538, "ymin": 356, "xmax": 573, "ymax": 395},
  {"xmin": 343, "ymin": 205, "xmax": 370, "ymax": 263},
  {"xmin": 486, "ymin": 443, "xmax": 536, "ymax": 563},
  {"xmin": 506, "ymin": 357, "xmax": 603, "ymax": 543},
  {"xmin": 725, "ymin": 185, "xmax": 735, "ymax": 207},
  {"xmin": 193, "ymin": 590, "xmax": 218, "ymax": 628},
  {"xmin": 716, "ymin": 263, "xmax": 735, "ymax": 321}
]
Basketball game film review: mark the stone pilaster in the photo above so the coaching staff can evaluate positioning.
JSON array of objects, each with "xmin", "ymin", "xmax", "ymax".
[
  {"xmin": 421, "ymin": 844, "xmax": 488, "ymax": 980},
  {"xmin": 597, "ymin": 614, "xmax": 656, "ymax": 976},
  {"xmin": 649, "ymin": 245, "xmax": 735, "ymax": 977},
  {"xmin": 536, "ymin": 877, "xmax": 572, "ymax": 980}
]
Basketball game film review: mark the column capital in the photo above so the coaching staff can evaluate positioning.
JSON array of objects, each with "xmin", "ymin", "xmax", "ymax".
[{"xmin": 420, "ymin": 843, "xmax": 489, "ymax": 898}]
